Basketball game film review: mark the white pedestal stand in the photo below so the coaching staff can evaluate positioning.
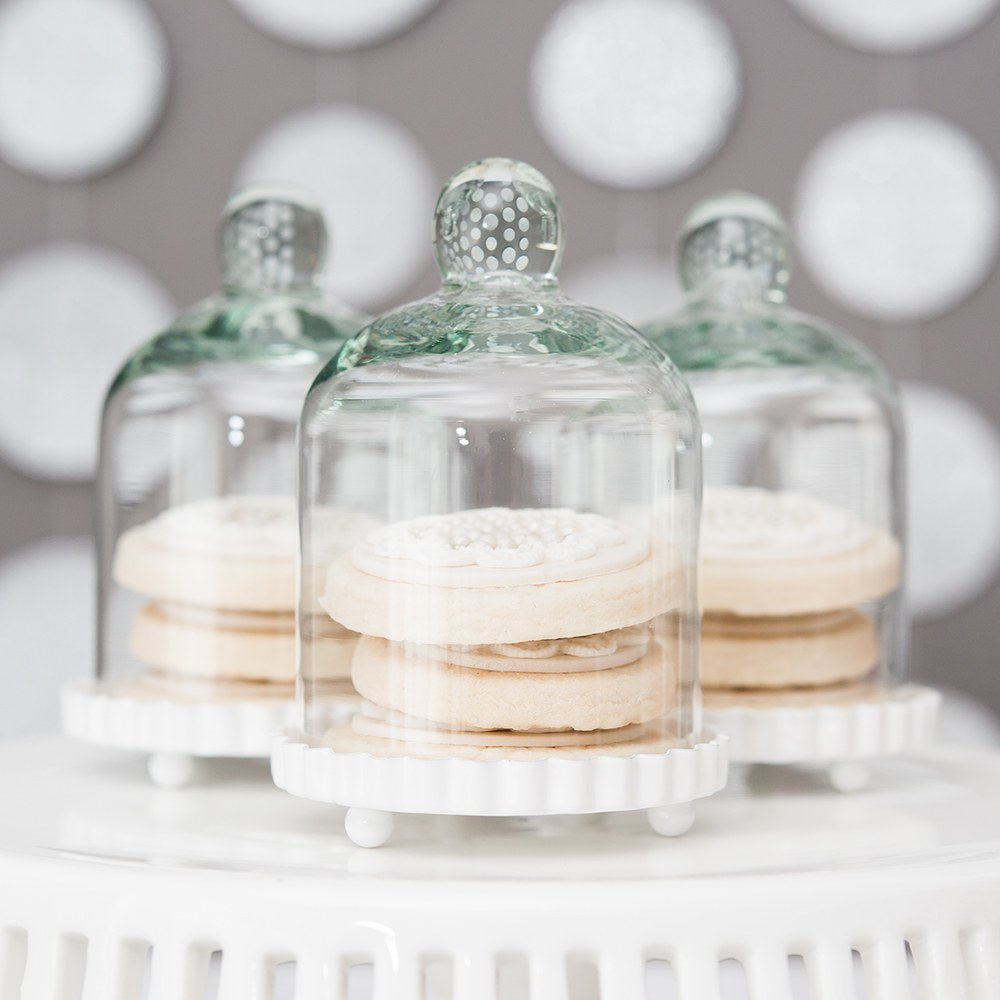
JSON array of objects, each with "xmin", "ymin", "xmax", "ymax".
[{"xmin": 0, "ymin": 735, "xmax": 998, "ymax": 999}]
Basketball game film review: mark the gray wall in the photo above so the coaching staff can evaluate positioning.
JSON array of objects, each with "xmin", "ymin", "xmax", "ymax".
[{"xmin": 0, "ymin": 0, "xmax": 998, "ymax": 727}]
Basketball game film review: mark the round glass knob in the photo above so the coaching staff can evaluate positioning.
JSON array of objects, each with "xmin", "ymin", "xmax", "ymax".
[
  {"xmin": 434, "ymin": 158, "xmax": 564, "ymax": 286},
  {"xmin": 678, "ymin": 190, "xmax": 791, "ymax": 306},
  {"xmin": 219, "ymin": 184, "xmax": 327, "ymax": 294}
]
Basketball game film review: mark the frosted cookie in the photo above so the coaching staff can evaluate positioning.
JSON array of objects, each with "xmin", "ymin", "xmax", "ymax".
[
  {"xmin": 322, "ymin": 507, "xmax": 678, "ymax": 645},
  {"xmin": 129, "ymin": 602, "xmax": 356, "ymax": 682},
  {"xmin": 351, "ymin": 634, "xmax": 672, "ymax": 732},
  {"xmin": 701, "ymin": 488, "xmax": 901, "ymax": 616},
  {"xmin": 700, "ymin": 609, "xmax": 878, "ymax": 690},
  {"xmin": 114, "ymin": 496, "xmax": 370, "ymax": 612}
]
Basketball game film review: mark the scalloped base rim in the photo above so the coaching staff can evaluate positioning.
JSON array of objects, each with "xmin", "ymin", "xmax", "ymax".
[
  {"xmin": 705, "ymin": 684, "xmax": 940, "ymax": 764},
  {"xmin": 60, "ymin": 680, "xmax": 296, "ymax": 758},
  {"xmin": 271, "ymin": 730, "xmax": 729, "ymax": 816}
]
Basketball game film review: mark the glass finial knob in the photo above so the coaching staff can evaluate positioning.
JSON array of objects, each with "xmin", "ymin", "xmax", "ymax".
[
  {"xmin": 434, "ymin": 158, "xmax": 564, "ymax": 285},
  {"xmin": 678, "ymin": 190, "xmax": 791, "ymax": 305},
  {"xmin": 219, "ymin": 184, "xmax": 327, "ymax": 294}
]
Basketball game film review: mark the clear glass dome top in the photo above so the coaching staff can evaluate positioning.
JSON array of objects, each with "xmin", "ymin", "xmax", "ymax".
[
  {"xmin": 113, "ymin": 185, "xmax": 362, "ymax": 388},
  {"xmin": 336, "ymin": 158, "xmax": 675, "ymax": 373},
  {"xmin": 298, "ymin": 159, "xmax": 706, "ymax": 796},
  {"xmin": 650, "ymin": 189, "xmax": 888, "ymax": 383},
  {"xmin": 644, "ymin": 190, "xmax": 906, "ymax": 718},
  {"xmin": 90, "ymin": 185, "xmax": 366, "ymax": 727}
]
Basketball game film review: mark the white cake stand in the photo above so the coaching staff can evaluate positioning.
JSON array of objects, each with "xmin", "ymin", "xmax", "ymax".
[
  {"xmin": 704, "ymin": 683, "xmax": 941, "ymax": 791},
  {"xmin": 1, "ymin": 733, "xmax": 998, "ymax": 999}
]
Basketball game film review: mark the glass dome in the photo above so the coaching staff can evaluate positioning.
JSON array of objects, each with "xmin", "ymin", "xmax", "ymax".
[
  {"xmin": 297, "ymin": 158, "xmax": 706, "ymax": 814},
  {"xmin": 93, "ymin": 185, "xmax": 365, "ymax": 722},
  {"xmin": 644, "ymin": 191, "xmax": 905, "ymax": 717}
]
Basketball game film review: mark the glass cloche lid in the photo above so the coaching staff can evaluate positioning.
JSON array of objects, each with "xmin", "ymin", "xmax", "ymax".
[
  {"xmin": 331, "ymin": 158, "xmax": 686, "ymax": 376},
  {"xmin": 110, "ymin": 184, "xmax": 366, "ymax": 389},
  {"xmin": 644, "ymin": 190, "xmax": 888, "ymax": 382},
  {"xmin": 291, "ymin": 159, "xmax": 717, "ymax": 846}
]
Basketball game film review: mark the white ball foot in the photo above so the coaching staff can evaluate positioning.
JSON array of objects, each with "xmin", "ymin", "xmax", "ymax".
[
  {"xmin": 829, "ymin": 761, "xmax": 871, "ymax": 793},
  {"xmin": 345, "ymin": 807, "xmax": 394, "ymax": 848},
  {"xmin": 648, "ymin": 802, "xmax": 695, "ymax": 837},
  {"xmin": 147, "ymin": 752, "xmax": 196, "ymax": 789}
]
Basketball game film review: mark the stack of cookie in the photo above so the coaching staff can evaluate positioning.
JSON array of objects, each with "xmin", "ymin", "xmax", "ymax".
[
  {"xmin": 700, "ymin": 488, "xmax": 901, "ymax": 701},
  {"xmin": 321, "ymin": 506, "xmax": 677, "ymax": 751},
  {"xmin": 113, "ymin": 496, "xmax": 356, "ymax": 693}
]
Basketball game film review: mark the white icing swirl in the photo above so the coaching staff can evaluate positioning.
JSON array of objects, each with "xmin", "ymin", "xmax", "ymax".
[
  {"xmin": 144, "ymin": 496, "xmax": 297, "ymax": 558},
  {"xmin": 352, "ymin": 507, "xmax": 648, "ymax": 587},
  {"xmin": 701, "ymin": 487, "xmax": 875, "ymax": 562}
]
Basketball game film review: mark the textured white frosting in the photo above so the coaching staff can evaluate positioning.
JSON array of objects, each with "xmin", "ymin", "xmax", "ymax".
[
  {"xmin": 142, "ymin": 495, "xmax": 297, "ymax": 558},
  {"xmin": 352, "ymin": 507, "xmax": 649, "ymax": 587},
  {"xmin": 702, "ymin": 487, "xmax": 875, "ymax": 562}
]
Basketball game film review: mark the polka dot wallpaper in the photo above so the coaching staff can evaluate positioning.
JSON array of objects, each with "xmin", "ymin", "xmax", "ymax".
[{"xmin": 0, "ymin": 0, "xmax": 999, "ymax": 729}]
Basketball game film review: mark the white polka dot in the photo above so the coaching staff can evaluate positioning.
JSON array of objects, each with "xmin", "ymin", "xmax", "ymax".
[
  {"xmin": 0, "ymin": 243, "xmax": 173, "ymax": 481},
  {"xmin": 237, "ymin": 104, "xmax": 437, "ymax": 309},
  {"xmin": 0, "ymin": 536, "xmax": 93, "ymax": 737},
  {"xmin": 229, "ymin": 0, "xmax": 440, "ymax": 50},
  {"xmin": 785, "ymin": 0, "xmax": 997, "ymax": 52},
  {"xmin": 561, "ymin": 252, "xmax": 683, "ymax": 327},
  {"xmin": 795, "ymin": 112, "xmax": 999, "ymax": 322},
  {"xmin": 532, "ymin": 0, "xmax": 741, "ymax": 189},
  {"xmin": 0, "ymin": 0, "xmax": 168, "ymax": 180},
  {"xmin": 902, "ymin": 382, "xmax": 1000, "ymax": 619}
]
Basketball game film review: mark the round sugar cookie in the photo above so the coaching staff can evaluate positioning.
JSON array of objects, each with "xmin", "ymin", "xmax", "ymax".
[
  {"xmin": 700, "ymin": 609, "xmax": 879, "ymax": 690},
  {"xmin": 703, "ymin": 680, "xmax": 883, "ymax": 711},
  {"xmin": 114, "ymin": 496, "xmax": 369, "ymax": 612},
  {"xmin": 351, "ymin": 634, "xmax": 673, "ymax": 732},
  {"xmin": 129, "ymin": 602, "xmax": 356, "ymax": 682},
  {"xmin": 352, "ymin": 702, "xmax": 650, "ymax": 748},
  {"xmin": 324, "ymin": 508, "xmax": 678, "ymax": 644},
  {"xmin": 700, "ymin": 487, "xmax": 901, "ymax": 615},
  {"xmin": 317, "ymin": 723, "xmax": 681, "ymax": 762},
  {"xmin": 111, "ymin": 670, "xmax": 294, "ymax": 703}
]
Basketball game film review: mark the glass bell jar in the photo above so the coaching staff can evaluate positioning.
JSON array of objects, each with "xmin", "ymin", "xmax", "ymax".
[
  {"xmin": 643, "ymin": 191, "xmax": 939, "ymax": 789},
  {"xmin": 61, "ymin": 184, "xmax": 366, "ymax": 788},
  {"xmin": 273, "ymin": 158, "xmax": 727, "ymax": 848}
]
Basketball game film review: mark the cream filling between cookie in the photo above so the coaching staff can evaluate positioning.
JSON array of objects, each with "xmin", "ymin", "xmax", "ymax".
[
  {"xmin": 153, "ymin": 602, "xmax": 352, "ymax": 639},
  {"xmin": 414, "ymin": 624, "xmax": 651, "ymax": 673}
]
